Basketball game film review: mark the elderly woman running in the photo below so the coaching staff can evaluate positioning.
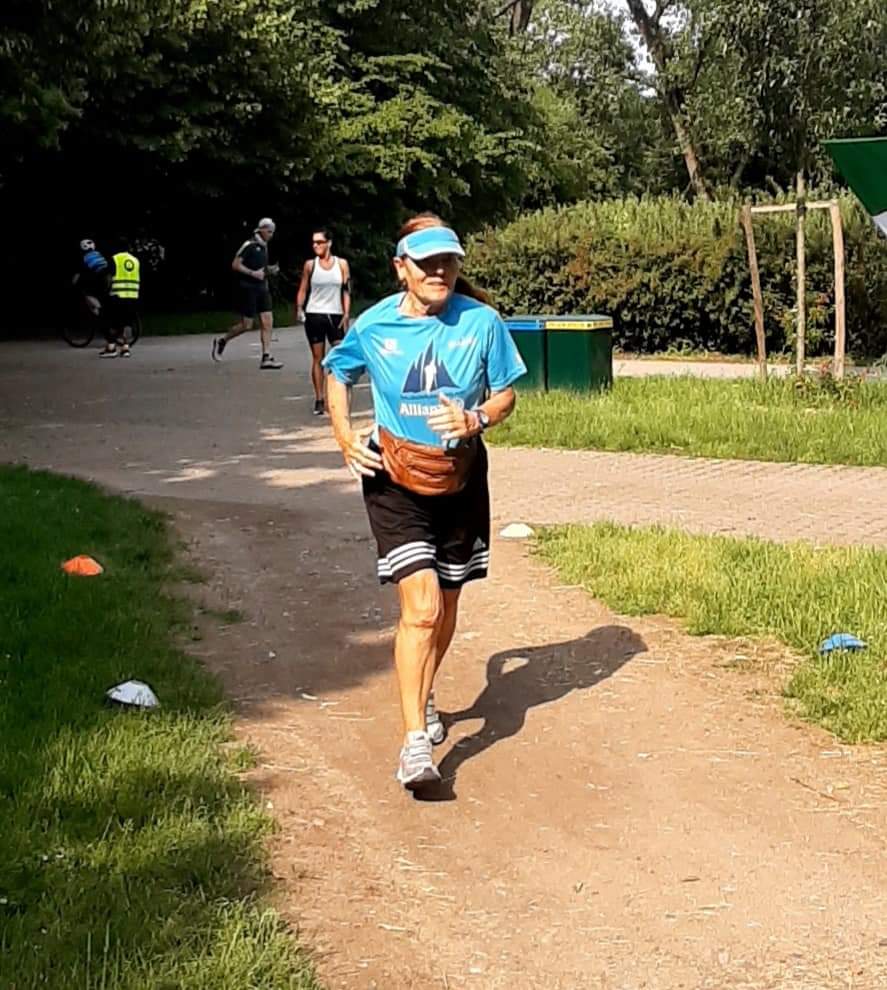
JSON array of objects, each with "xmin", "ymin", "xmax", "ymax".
[{"xmin": 323, "ymin": 213, "xmax": 526, "ymax": 792}]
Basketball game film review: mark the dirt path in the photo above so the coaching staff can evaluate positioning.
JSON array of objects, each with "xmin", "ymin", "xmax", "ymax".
[{"xmin": 2, "ymin": 335, "xmax": 886, "ymax": 988}]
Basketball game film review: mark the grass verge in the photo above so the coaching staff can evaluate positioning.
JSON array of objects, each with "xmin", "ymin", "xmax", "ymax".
[
  {"xmin": 492, "ymin": 375, "xmax": 887, "ymax": 467},
  {"xmin": 536, "ymin": 522, "xmax": 887, "ymax": 743},
  {"xmin": 141, "ymin": 302, "xmax": 294, "ymax": 337},
  {"xmin": 141, "ymin": 297, "xmax": 372, "ymax": 337},
  {"xmin": 0, "ymin": 465, "xmax": 320, "ymax": 990}
]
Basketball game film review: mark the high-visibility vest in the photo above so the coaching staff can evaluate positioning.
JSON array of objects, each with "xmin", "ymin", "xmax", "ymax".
[{"xmin": 110, "ymin": 252, "xmax": 140, "ymax": 299}]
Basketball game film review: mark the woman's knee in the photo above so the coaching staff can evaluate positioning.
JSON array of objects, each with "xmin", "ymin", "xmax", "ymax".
[{"xmin": 399, "ymin": 573, "xmax": 443, "ymax": 631}]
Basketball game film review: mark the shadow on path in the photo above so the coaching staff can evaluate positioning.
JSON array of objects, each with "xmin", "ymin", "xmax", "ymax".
[{"xmin": 418, "ymin": 624, "xmax": 647, "ymax": 802}]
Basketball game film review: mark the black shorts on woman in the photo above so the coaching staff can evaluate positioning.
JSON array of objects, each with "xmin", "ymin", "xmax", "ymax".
[
  {"xmin": 362, "ymin": 438, "xmax": 490, "ymax": 589},
  {"xmin": 304, "ymin": 312, "xmax": 345, "ymax": 346}
]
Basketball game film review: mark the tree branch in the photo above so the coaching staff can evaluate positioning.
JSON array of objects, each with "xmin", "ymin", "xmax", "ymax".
[
  {"xmin": 654, "ymin": 0, "xmax": 677, "ymax": 27},
  {"xmin": 496, "ymin": 0, "xmax": 534, "ymax": 35}
]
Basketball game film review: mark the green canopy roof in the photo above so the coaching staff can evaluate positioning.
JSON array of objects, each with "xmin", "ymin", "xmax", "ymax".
[{"xmin": 825, "ymin": 137, "xmax": 887, "ymax": 234}]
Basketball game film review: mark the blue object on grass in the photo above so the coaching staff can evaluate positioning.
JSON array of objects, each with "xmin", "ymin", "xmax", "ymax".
[{"xmin": 819, "ymin": 633, "xmax": 867, "ymax": 654}]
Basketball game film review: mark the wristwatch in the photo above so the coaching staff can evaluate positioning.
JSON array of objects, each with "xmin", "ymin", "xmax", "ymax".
[{"xmin": 475, "ymin": 409, "xmax": 491, "ymax": 433}]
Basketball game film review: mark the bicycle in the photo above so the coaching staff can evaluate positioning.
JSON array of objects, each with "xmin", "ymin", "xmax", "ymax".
[{"xmin": 61, "ymin": 291, "xmax": 141, "ymax": 348}]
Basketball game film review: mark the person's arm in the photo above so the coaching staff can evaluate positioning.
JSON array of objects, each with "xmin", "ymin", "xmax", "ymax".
[
  {"xmin": 428, "ymin": 311, "xmax": 525, "ymax": 441},
  {"xmin": 231, "ymin": 245, "xmax": 264, "ymax": 281},
  {"xmin": 427, "ymin": 388, "xmax": 516, "ymax": 441},
  {"xmin": 323, "ymin": 321, "xmax": 382, "ymax": 476},
  {"xmin": 295, "ymin": 260, "xmax": 312, "ymax": 321},
  {"xmin": 340, "ymin": 259, "xmax": 351, "ymax": 325},
  {"xmin": 327, "ymin": 378, "xmax": 384, "ymax": 478}
]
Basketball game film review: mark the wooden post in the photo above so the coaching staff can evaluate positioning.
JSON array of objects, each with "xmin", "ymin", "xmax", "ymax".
[
  {"xmin": 795, "ymin": 171, "xmax": 807, "ymax": 376},
  {"xmin": 741, "ymin": 204, "xmax": 767, "ymax": 381},
  {"xmin": 750, "ymin": 201, "xmax": 833, "ymax": 214},
  {"xmin": 830, "ymin": 201, "xmax": 847, "ymax": 380}
]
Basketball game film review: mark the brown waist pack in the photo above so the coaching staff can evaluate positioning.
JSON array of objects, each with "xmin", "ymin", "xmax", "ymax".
[{"xmin": 379, "ymin": 426, "xmax": 478, "ymax": 496}]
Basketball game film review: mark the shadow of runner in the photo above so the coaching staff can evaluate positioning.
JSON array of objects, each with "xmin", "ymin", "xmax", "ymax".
[{"xmin": 417, "ymin": 625, "xmax": 647, "ymax": 802}]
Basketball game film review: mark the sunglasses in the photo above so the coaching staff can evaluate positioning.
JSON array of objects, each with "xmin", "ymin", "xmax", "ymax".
[{"xmin": 312, "ymin": 239, "xmax": 328, "ymax": 245}]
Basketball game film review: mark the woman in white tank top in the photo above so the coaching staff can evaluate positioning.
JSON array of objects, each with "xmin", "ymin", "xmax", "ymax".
[{"xmin": 296, "ymin": 227, "xmax": 352, "ymax": 416}]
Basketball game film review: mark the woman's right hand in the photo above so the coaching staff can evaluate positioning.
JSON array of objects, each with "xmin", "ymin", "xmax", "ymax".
[{"xmin": 339, "ymin": 425, "xmax": 383, "ymax": 479}]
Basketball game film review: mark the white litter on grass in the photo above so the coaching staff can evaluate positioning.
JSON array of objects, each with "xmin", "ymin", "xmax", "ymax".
[
  {"xmin": 106, "ymin": 680, "xmax": 159, "ymax": 710},
  {"xmin": 499, "ymin": 523, "xmax": 535, "ymax": 539}
]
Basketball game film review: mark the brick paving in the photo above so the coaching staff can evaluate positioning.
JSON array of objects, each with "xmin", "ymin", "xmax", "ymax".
[{"xmin": 490, "ymin": 447, "xmax": 887, "ymax": 548}]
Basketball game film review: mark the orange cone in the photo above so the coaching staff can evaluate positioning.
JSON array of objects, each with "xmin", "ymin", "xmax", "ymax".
[{"xmin": 61, "ymin": 555, "xmax": 104, "ymax": 576}]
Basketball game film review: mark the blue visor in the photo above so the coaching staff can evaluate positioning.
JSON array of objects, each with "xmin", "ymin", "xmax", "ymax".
[{"xmin": 395, "ymin": 226, "xmax": 465, "ymax": 260}]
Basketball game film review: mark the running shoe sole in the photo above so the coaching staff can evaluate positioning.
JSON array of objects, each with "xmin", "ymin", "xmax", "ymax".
[{"xmin": 396, "ymin": 765, "xmax": 442, "ymax": 791}]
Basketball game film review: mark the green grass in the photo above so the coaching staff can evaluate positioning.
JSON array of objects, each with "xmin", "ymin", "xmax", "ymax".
[
  {"xmin": 536, "ymin": 522, "xmax": 887, "ymax": 743},
  {"xmin": 141, "ymin": 301, "xmax": 295, "ymax": 337},
  {"xmin": 493, "ymin": 375, "xmax": 887, "ymax": 467},
  {"xmin": 0, "ymin": 466, "xmax": 320, "ymax": 990},
  {"xmin": 141, "ymin": 297, "xmax": 373, "ymax": 337}
]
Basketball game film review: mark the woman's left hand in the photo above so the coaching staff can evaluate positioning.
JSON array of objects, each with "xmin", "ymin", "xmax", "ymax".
[{"xmin": 427, "ymin": 394, "xmax": 478, "ymax": 441}]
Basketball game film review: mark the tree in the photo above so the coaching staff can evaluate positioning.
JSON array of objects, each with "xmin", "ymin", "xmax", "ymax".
[
  {"xmin": 513, "ymin": 0, "xmax": 677, "ymax": 197},
  {"xmin": 703, "ymin": 0, "xmax": 887, "ymax": 191},
  {"xmin": 0, "ymin": 0, "xmax": 553, "ymax": 312},
  {"xmin": 622, "ymin": 0, "xmax": 711, "ymax": 199}
]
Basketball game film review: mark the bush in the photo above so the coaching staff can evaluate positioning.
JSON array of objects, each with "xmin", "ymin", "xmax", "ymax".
[{"xmin": 465, "ymin": 195, "xmax": 887, "ymax": 359}]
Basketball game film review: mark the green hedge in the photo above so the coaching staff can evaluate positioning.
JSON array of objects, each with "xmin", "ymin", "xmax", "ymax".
[{"xmin": 465, "ymin": 195, "xmax": 887, "ymax": 359}]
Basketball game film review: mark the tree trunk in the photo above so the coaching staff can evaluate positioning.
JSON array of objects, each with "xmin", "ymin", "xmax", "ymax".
[
  {"xmin": 498, "ymin": 0, "xmax": 534, "ymax": 35},
  {"xmin": 668, "ymin": 98, "xmax": 710, "ymax": 201},
  {"xmin": 795, "ymin": 170, "xmax": 807, "ymax": 375},
  {"xmin": 624, "ymin": 0, "xmax": 711, "ymax": 200}
]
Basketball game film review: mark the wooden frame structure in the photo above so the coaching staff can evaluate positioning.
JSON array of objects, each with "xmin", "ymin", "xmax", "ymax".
[{"xmin": 740, "ymin": 197, "xmax": 847, "ymax": 381}]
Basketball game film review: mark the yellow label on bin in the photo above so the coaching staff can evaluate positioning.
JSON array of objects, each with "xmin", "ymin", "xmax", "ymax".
[{"xmin": 545, "ymin": 319, "xmax": 613, "ymax": 331}]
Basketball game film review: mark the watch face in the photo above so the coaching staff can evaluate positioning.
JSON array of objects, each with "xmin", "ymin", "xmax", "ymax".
[{"xmin": 479, "ymin": 411, "xmax": 491, "ymax": 430}]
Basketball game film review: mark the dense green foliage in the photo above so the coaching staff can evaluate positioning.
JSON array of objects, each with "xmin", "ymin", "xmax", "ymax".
[
  {"xmin": 2, "ymin": 0, "xmax": 886, "ymax": 330},
  {"xmin": 467, "ymin": 194, "xmax": 887, "ymax": 357},
  {"xmin": 2, "ymin": 0, "xmax": 590, "ymax": 319}
]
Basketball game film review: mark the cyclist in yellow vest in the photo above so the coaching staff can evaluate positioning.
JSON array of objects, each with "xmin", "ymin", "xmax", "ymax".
[{"xmin": 101, "ymin": 240, "xmax": 140, "ymax": 358}]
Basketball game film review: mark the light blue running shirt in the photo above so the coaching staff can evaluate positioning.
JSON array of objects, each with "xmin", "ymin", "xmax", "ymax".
[{"xmin": 323, "ymin": 292, "xmax": 526, "ymax": 447}]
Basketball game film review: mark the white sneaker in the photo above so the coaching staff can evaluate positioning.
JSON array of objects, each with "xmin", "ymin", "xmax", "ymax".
[
  {"xmin": 396, "ymin": 730, "xmax": 440, "ymax": 791},
  {"xmin": 425, "ymin": 693, "xmax": 446, "ymax": 746}
]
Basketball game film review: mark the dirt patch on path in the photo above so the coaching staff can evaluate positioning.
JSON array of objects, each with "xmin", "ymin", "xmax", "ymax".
[{"xmin": 165, "ymin": 494, "xmax": 886, "ymax": 990}]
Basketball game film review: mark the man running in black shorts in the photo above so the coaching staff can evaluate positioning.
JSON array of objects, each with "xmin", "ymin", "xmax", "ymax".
[{"xmin": 212, "ymin": 217, "xmax": 283, "ymax": 370}]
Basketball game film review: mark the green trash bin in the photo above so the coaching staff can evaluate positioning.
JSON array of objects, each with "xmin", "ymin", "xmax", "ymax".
[
  {"xmin": 504, "ymin": 315, "xmax": 547, "ymax": 390},
  {"xmin": 545, "ymin": 314, "xmax": 613, "ymax": 391}
]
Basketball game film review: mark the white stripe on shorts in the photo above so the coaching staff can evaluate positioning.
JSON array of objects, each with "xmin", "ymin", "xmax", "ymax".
[
  {"xmin": 377, "ymin": 541, "xmax": 436, "ymax": 578},
  {"xmin": 377, "ymin": 542, "xmax": 490, "ymax": 583},
  {"xmin": 437, "ymin": 550, "xmax": 490, "ymax": 581}
]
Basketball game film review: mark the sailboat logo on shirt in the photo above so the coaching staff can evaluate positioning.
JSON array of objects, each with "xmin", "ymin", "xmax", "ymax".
[{"xmin": 402, "ymin": 342, "xmax": 457, "ymax": 394}]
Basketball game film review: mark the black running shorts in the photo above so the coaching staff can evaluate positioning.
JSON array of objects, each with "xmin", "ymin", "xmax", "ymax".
[
  {"xmin": 237, "ymin": 282, "xmax": 272, "ymax": 318},
  {"xmin": 362, "ymin": 441, "xmax": 490, "ymax": 588},
  {"xmin": 305, "ymin": 312, "xmax": 346, "ymax": 347}
]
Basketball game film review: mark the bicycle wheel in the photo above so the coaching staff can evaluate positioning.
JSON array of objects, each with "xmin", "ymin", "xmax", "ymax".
[{"xmin": 61, "ymin": 317, "xmax": 95, "ymax": 348}]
